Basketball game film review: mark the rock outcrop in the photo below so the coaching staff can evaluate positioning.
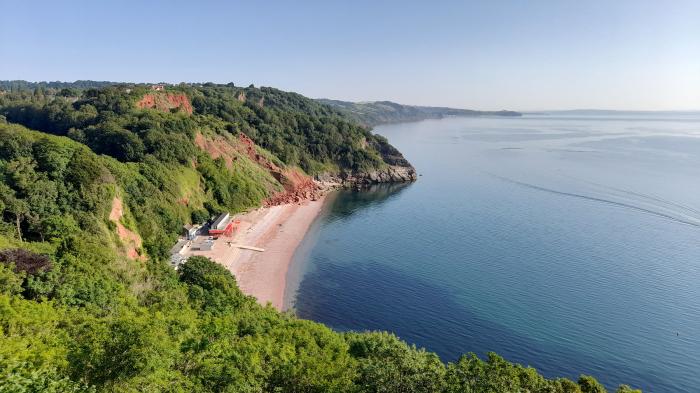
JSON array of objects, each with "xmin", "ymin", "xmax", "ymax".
[{"xmin": 315, "ymin": 164, "xmax": 417, "ymax": 186}]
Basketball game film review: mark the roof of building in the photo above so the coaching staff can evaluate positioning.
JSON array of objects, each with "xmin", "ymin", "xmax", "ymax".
[
  {"xmin": 212, "ymin": 212, "xmax": 230, "ymax": 230},
  {"xmin": 183, "ymin": 224, "xmax": 200, "ymax": 231}
]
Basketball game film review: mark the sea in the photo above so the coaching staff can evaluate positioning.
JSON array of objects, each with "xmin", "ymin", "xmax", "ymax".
[{"xmin": 285, "ymin": 113, "xmax": 700, "ymax": 393}]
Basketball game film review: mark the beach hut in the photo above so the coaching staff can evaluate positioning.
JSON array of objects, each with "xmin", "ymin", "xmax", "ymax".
[
  {"xmin": 212, "ymin": 212, "xmax": 230, "ymax": 231},
  {"xmin": 209, "ymin": 212, "xmax": 237, "ymax": 237},
  {"xmin": 183, "ymin": 224, "xmax": 201, "ymax": 240}
]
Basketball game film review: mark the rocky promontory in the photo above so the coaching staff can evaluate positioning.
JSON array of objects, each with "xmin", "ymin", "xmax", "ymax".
[{"xmin": 316, "ymin": 164, "xmax": 417, "ymax": 186}]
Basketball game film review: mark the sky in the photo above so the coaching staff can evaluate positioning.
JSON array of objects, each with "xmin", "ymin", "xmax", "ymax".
[{"xmin": 1, "ymin": 0, "xmax": 699, "ymax": 111}]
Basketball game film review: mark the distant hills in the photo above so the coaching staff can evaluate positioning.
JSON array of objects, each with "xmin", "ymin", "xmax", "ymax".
[
  {"xmin": 0, "ymin": 79, "xmax": 117, "ymax": 91},
  {"xmin": 317, "ymin": 99, "xmax": 521, "ymax": 127},
  {"xmin": 1, "ymin": 81, "xmax": 521, "ymax": 128}
]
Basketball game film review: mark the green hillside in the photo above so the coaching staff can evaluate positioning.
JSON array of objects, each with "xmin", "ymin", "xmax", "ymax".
[
  {"xmin": 317, "ymin": 99, "xmax": 521, "ymax": 127},
  {"xmin": 0, "ymin": 82, "xmax": 635, "ymax": 392}
]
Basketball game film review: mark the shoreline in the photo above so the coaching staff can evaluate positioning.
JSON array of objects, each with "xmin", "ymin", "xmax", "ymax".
[
  {"xmin": 282, "ymin": 190, "xmax": 338, "ymax": 311},
  {"xmin": 187, "ymin": 194, "xmax": 330, "ymax": 310}
]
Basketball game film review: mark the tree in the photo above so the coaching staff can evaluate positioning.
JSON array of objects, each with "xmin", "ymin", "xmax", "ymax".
[
  {"xmin": 616, "ymin": 385, "xmax": 641, "ymax": 393},
  {"xmin": 579, "ymin": 375, "xmax": 607, "ymax": 393},
  {"xmin": 346, "ymin": 331, "xmax": 446, "ymax": 393},
  {"xmin": 0, "ymin": 263, "xmax": 23, "ymax": 296},
  {"xmin": 58, "ymin": 88, "xmax": 79, "ymax": 97},
  {"xmin": 1, "ymin": 193, "xmax": 29, "ymax": 242},
  {"xmin": 190, "ymin": 209, "xmax": 209, "ymax": 224},
  {"xmin": 178, "ymin": 256, "xmax": 250, "ymax": 314},
  {"xmin": 43, "ymin": 215, "xmax": 80, "ymax": 245},
  {"xmin": 33, "ymin": 137, "xmax": 74, "ymax": 178}
]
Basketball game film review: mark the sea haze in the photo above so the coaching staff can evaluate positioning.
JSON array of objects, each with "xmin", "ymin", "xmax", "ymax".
[{"xmin": 287, "ymin": 114, "xmax": 700, "ymax": 393}]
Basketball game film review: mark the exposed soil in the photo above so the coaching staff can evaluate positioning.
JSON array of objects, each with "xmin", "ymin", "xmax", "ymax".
[
  {"xmin": 109, "ymin": 197, "xmax": 145, "ymax": 261},
  {"xmin": 235, "ymin": 133, "xmax": 321, "ymax": 205},
  {"xmin": 236, "ymin": 133, "xmax": 279, "ymax": 172},
  {"xmin": 136, "ymin": 93, "xmax": 193, "ymax": 115},
  {"xmin": 193, "ymin": 132, "xmax": 239, "ymax": 168},
  {"xmin": 193, "ymin": 131, "xmax": 323, "ymax": 206},
  {"xmin": 263, "ymin": 168, "xmax": 321, "ymax": 206}
]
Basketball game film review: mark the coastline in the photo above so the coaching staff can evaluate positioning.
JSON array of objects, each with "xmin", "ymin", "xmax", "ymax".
[
  {"xmin": 184, "ymin": 171, "xmax": 415, "ymax": 311},
  {"xmin": 282, "ymin": 190, "xmax": 338, "ymax": 311},
  {"xmin": 187, "ymin": 194, "xmax": 330, "ymax": 310}
]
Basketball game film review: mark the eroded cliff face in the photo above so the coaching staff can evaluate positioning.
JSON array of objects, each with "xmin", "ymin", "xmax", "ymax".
[
  {"xmin": 109, "ymin": 196, "xmax": 145, "ymax": 261},
  {"xmin": 194, "ymin": 131, "xmax": 323, "ymax": 206},
  {"xmin": 143, "ymin": 91, "xmax": 417, "ymax": 195},
  {"xmin": 264, "ymin": 168, "xmax": 322, "ymax": 206},
  {"xmin": 136, "ymin": 93, "xmax": 193, "ymax": 114},
  {"xmin": 193, "ymin": 129, "xmax": 416, "ymax": 207},
  {"xmin": 234, "ymin": 133, "xmax": 322, "ymax": 205}
]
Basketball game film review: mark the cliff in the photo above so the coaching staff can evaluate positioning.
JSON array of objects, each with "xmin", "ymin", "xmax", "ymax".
[
  {"xmin": 136, "ymin": 92, "xmax": 193, "ymax": 114},
  {"xmin": 194, "ymin": 130, "xmax": 323, "ymax": 205},
  {"xmin": 316, "ymin": 164, "xmax": 417, "ymax": 185}
]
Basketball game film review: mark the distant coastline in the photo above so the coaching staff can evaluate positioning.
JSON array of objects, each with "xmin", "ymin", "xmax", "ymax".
[{"xmin": 317, "ymin": 98, "xmax": 521, "ymax": 127}]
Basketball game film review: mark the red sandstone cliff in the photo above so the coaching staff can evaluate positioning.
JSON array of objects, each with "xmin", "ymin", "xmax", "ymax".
[{"xmin": 136, "ymin": 93, "xmax": 193, "ymax": 115}]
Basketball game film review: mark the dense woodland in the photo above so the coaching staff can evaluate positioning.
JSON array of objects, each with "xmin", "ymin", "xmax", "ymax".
[{"xmin": 0, "ymin": 82, "xmax": 638, "ymax": 392}]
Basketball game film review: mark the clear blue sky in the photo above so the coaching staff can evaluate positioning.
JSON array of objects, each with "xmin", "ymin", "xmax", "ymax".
[{"xmin": 2, "ymin": 0, "xmax": 699, "ymax": 111}]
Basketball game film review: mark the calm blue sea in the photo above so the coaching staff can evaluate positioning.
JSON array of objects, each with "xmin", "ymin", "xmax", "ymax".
[{"xmin": 286, "ymin": 114, "xmax": 700, "ymax": 393}]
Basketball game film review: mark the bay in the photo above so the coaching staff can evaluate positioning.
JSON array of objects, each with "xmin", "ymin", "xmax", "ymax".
[{"xmin": 288, "ymin": 114, "xmax": 700, "ymax": 393}]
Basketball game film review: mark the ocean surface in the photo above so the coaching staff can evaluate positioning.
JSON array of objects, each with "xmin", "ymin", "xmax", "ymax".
[{"xmin": 285, "ymin": 114, "xmax": 700, "ymax": 393}]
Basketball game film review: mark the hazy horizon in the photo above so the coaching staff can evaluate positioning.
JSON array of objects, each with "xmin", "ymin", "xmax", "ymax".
[{"xmin": 2, "ymin": 1, "xmax": 699, "ymax": 111}]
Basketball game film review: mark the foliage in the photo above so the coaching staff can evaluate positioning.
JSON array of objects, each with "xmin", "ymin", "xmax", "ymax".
[
  {"xmin": 0, "ymin": 79, "xmax": 118, "ymax": 92},
  {"xmin": 347, "ymin": 331, "xmax": 446, "ymax": 392},
  {"xmin": 178, "ymin": 256, "xmax": 250, "ymax": 314},
  {"xmin": 0, "ymin": 82, "xmax": 409, "ymax": 174}
]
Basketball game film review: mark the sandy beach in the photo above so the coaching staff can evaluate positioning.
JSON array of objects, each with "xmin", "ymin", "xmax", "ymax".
[{"xmin": 185, "ymin": 195, "xmax": 327, "ymax": 310}]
